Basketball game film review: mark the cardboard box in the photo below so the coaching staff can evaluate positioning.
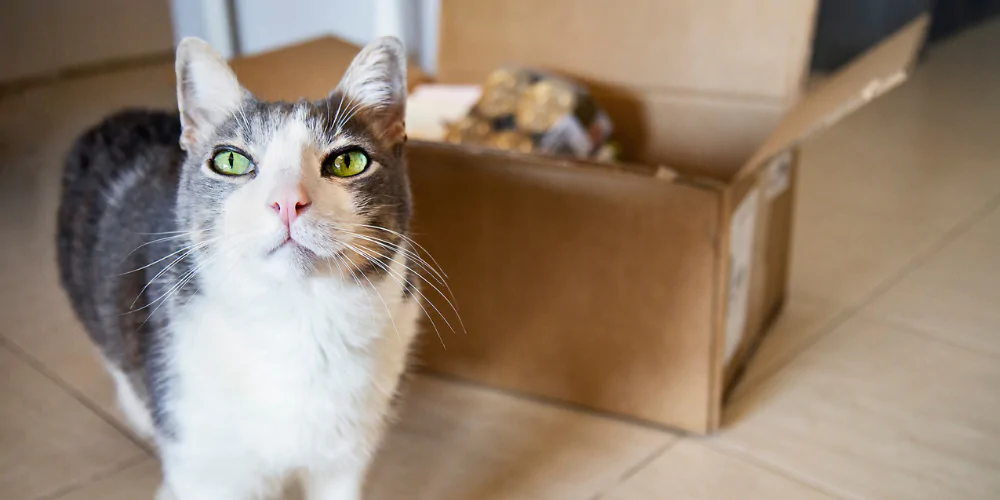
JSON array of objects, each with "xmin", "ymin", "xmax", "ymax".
[{"xmin": 229, "ymin": 2, "xmax": 929, "ymax": 433}]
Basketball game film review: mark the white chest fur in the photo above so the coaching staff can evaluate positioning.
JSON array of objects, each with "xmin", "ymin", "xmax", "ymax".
[{"xmin": 164, "ymin": 270, "xmax": 419, "ymax": 475}]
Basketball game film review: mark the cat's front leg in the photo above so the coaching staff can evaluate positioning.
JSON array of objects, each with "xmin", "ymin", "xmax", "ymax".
[{"xmin": 302, "ymin": 462, "xmax": 370, "ymax": 500}]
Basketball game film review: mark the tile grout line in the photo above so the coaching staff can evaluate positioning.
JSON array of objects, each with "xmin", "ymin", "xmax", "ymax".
[
  {"xmin": 614, "ymin": 440, "xmax": 678, "ymax": 485},
  {"xmin": 34, "ymin": 454, "xmax": 151, "ymax": 500},
  {"xmin": 701, "ymin": 440, "xmax": 864, "ymax": 500},
  {"xmin": 858, "ymin": 311, "xmax": 1000, "ymax": 361},
  {"xmin": 730, "ymin": 192, "xmax": 1000, "ymax": 405},
  {"xmin": 421, "ymin": 371, "xmax": 691, "ymax": 438},
  {"xmin": 0, "ymin": 333, "xmax": 156, "ymax": 455},
  {"xmin": 585, "ymin": 439, "xmax": 680, "ymax": 500}
]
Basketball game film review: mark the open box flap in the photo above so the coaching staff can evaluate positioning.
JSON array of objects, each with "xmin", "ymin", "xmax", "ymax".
[
  {"xmin": 738, "ymin": 14, "xmax": 930, "ymax": 179},
  {"xmin": 437, "ymin": 0, "xmax": 816, "ymax": 102},
  {"xmin": 229, "ymin": 37, "xmax": 428, "ymax": 102},
  {"xmin": 437, "ymin": 0, "xmax": 817, "ymax": 169}
]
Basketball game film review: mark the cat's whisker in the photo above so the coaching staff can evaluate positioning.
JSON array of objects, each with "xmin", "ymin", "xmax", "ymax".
[
  {"xmin": 328, "ymin": 91, "xmax": 349, "ymax": 135},
  {"xmin": 125, "ymin": 230, "xmax": 242, "ymax": 313},
  {"xmin": 334, "ymin": 228, "xmax": 460, "ymax": 326},
  {"xmin": 332, "ymin": 249, "xmax": 377, "ymax": 319},
  {"xmin": 347, "ymin": 233, "xmax": 454, "ymax": 299},
  {"xmin": 332, "ymin": 225, "xmax": 461, "ymax": 327},
  {"xmin": 181, "ymin": 235, "xmax": 248, "ymax": 308},
  {"xmin": 121, "ymin": 236, "xmax": 218, "ymax": 275},
  {"xmin": 335, "ymin": 98, "xmax": 366, "ymax": 134},
  {"xmin": 328, "ymin": 219, "xmax": 450, "ymax": 286},
  {"xmin": 332, "ymin": 252, "xmax": 402, "ymax": 342},
  {"xmin": 351, "ymin": 223, "xmax": 449, "ymax": 279},
  {"xmin": 125, "ymin": 245, "xmax": 204, "ymax": 312},
  {"xmin": 342, "ymin": 231, "xmax": 449, "ymax": 290},
  {"xmin": 325, "ymin": 224, "xmax": 434, "ymax": 276},
  {"xmin": 346, "ymin": 239, "xmax": 463, "ymax": 334},
  {"xmin": 135, "ymin": 230, "xmax": 191, "ymax": 236},
  {"xmin": 236, "ymin": 104, "xmax": 252, "ymax": 131},
  {"xmin": 334, "ymin": 96, "xmax": 361, "ymax": 133},
  {"xmin": 120, "ymin": 232, "xmax": 197, "ymax": 264},
  {"xmin": 125, "ymin": 240, "xmax": 215, "ymax": 310},
  {"xmin": 137, "ymin": 234, "xmax": 249, "ymax": 321},
  {"xmin": 341, "ymin": 241, "xmax": 451, "ymax": 348},
  {"xmin": 135, "ymin": 253, "xmax": 208, "ymax": 323}
]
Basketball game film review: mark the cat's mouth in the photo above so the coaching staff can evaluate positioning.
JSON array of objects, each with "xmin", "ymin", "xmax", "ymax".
[
  {"xmin": 260, "ymin": 227, "xmax": 330, "ymax": 265},
  {"xmin": 268, "ymin": 235, "xmax": 307, "ymax": 254},
  {"xmin": 266, "ymin": 234, "xmax": 306, "ymax": 256}
]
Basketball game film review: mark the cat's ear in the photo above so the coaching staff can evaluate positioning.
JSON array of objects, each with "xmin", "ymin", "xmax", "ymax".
[
  {"xmin": 175, "ymin": 37, "xmax": 245, "ymax": 150},
  {"xmin": 333, "ymin": 36, "xmax": 407, "ymax": 140}
]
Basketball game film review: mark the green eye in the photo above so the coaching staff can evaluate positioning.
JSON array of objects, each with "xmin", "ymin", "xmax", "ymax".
[
  {"xmin": 211, "ymin": 150, "xmax": 253, "ymax": 176},
  {"xmin": 325, "ymin": 150, "xmax": 369, "ymax": 178}
]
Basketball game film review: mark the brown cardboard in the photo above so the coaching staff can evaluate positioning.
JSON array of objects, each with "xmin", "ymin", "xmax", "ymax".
[
  {"xmin": 593, "ymin": 92, "xmax": 787, "ymax": 180},
  {"xmin": 438, "ymin": 0, "xmax": 816, "ymax": 101},
  {"xmin": 741, "ymin": 14, "xmax": 930, "ymax": 176},
  {"xmin": 407, "ymin": 146, "xmax": 723, "ymax": 431},
  {"xmin": 229, "ymin": 37, "xmax": 429, "ymax": 101},
  {"xmin": 224, "ymin": 6, "xmax": 928, "ymax": 433},
  {"xmin": 438, "ymin": 0, "xmax": 818, "ymax": 175}
]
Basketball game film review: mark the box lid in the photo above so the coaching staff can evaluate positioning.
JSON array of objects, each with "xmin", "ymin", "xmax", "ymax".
[
  {"xmin": 737, "ymin": 14, "xmax": 930, "ymax": 179},
  {"xmin": 228, "ymin": 36, "xmax": 428, "ymax": 102},
  {"xmin": 436, "ymin": 0, "xmax": 819, "ymax": 172},
  {"xmin": 437, "ymin": 0, "xmax": 817, "ymax": 103}
]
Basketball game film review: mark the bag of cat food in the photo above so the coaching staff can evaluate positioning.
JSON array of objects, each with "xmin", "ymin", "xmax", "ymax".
[{"xmin": 443, "ymin": 67, "xmax": 616, "ymax": 161}]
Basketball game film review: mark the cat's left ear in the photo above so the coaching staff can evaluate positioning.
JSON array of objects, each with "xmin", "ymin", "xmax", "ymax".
[
  {"xmin": 175, "ymin": 37, "xmax": 246, "ymax": 151},
  {"xmin": 333, "ymin": 36, "xmax": 407, "ymax": 142}
]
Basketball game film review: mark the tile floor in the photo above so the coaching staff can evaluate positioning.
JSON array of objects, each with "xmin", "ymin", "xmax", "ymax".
[{"xmin": 2, "ymin": 20, "xmax": 999, "ymax": 500}]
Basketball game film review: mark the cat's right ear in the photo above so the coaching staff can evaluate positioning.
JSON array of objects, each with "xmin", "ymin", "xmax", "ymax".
[{"xmin": 175, "ymin": 38, "xmax": 245, "ymax": 151}]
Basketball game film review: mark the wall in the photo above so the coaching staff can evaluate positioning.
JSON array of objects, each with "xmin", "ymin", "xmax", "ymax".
[
  {"xmin": 169, "ymin": 0, "xmax": 440, "ymax": 72},
  {"xmin": 0, "ymin": 0, "xmax": 174, "ymax": 83},
  {"xmin": 234, "ymin": 0, "xmax": 375, "ymax": 56},
  {"xmin": 811, "ymin": 0, "xmax": 929, "ymax": 71}
]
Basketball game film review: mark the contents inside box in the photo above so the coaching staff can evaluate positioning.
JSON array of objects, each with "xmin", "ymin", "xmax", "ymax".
[
  {"xmin": 405, "ymin": 66, "xmax": 790, "ymax": 182},
  {"xmin": 409, "ymin": 67, "xmax": 619, "ymax": 162},
  {"xmin": 429, "ymin": 1, "xmax": 820, "ymax": 181}
]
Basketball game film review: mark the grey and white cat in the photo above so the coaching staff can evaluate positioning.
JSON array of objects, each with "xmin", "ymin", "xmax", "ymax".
[{"xmin": 57, "ymin": 36, "xmax": 424, "ymax": 499}]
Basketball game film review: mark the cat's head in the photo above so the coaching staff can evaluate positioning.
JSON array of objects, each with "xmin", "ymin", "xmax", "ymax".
[{"xmin": 174, "ymin": 36, "xmax": 409, "ymax": 282}]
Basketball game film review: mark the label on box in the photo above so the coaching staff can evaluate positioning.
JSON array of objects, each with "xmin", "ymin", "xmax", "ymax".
[
  {"xmin": 764, "ymin": 151, "xmax": 792, "ymax": 200},
  {"xmin": 724, "ymin": 188, "xmax": 759, "ymax": 366}
]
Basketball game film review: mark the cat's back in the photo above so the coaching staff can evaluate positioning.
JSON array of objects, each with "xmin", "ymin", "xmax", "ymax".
[{"xmin": 57, "ymin": 109, "xmax": 184, "ymax": 363}]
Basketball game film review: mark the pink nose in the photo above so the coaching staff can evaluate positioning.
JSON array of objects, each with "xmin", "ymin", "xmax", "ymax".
[{"xmin": 269, "ymin": 185, "xmax": 311, "ymax": 227}]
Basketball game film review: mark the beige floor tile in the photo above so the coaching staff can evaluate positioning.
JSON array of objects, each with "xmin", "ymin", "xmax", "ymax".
[
  {"xmin": 0, "ymin": 65, "xmax": 176, "ymax": 433},
  {"xmin": 867, "ymin": 204, "xmax": 1000, "ymax": 356},
  {"xmin": 0, "ymin": 345, "xmax": 146, "ymax": 500},
  {"xmin": 365, "ymin": 376, "xmax": 675, "ymax": 500},
  {"xmin": 600, "ymin": 439, "xmax": 834, "ymax": 500},
  {"xmin": 15, "ymin": 376, "xmax": 674, "ymax": 500},
  {"xmin": 789, "ymin": 22, "xmax": 1000, "ymax": 305},
  {"xmin": 728, "ymin": 294, "xmax": 843, "ymax": 401},
  {"xmin": 788, "ymin": 202, "xmax": 944, "ymax": 305},
  {"xmin": 797, "ymin": 94, "xmax": 1000, "ymax": 231},
  {"xmin": 720, "ymin": 316, "xmax": 1000, "ymax": 499},
  {"xmin": 52, "ymin": 459, "xmax": 161, "ymax": 500},
  {"xmin": 798, "ymin": 22, "xmax": 1000, "ymax": 227},
  {"xmin": 0, "ymin": 235, "xmax": 128, "ymax": 433}
]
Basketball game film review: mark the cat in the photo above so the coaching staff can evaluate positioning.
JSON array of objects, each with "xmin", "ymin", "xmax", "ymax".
[{"xmin": 57, "ymin": 36, "xmax": 428, "ymax": 499}]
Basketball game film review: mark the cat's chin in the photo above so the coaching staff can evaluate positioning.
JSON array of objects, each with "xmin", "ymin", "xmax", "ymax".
[{"xmin": 261, "ymin": 239, "xmax": 320, "ymax": 276}]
